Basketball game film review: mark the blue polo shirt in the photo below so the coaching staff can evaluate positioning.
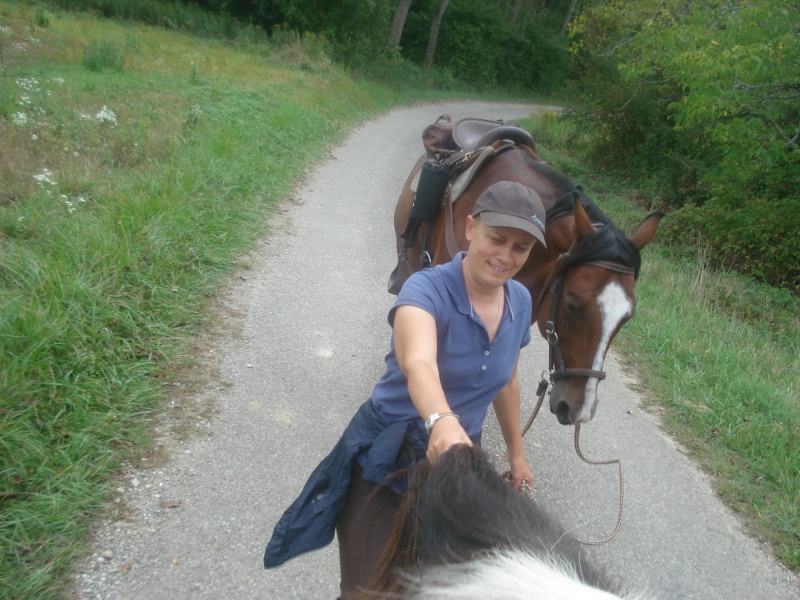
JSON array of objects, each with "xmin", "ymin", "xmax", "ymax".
[{"xmin": 370, "ymin": 252, "xmax": 532, "ymax": 438}]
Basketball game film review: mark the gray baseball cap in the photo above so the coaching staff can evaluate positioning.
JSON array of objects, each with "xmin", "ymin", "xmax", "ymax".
[{"xmin": 472, "ymin": 181, "xmax": 547, "ymax": 247}]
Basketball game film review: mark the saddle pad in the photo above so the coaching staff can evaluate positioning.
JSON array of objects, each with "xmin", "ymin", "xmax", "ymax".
[{"xmin": 449, "ymin": 145, "xmax": 498, "ymax": 204}]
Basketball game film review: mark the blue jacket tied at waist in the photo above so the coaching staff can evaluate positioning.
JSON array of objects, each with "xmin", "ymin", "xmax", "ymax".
[{"xmin": 263, "ymin": 400, "xmax": 425, "ymax": 568}]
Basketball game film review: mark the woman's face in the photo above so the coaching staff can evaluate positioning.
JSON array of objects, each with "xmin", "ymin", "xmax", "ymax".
[{"xmin": 464, "ymin": 215, "xmax": 536, "ymax": 290}]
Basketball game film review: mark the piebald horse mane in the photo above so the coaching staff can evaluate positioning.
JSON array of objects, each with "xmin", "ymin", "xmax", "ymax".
[{"xmin": 362, "ymin": 445, "xmax": 651, "ymax": 600}]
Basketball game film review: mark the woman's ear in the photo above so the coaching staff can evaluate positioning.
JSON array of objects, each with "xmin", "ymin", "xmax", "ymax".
[{"xmin": 465, "ymin": 214, "xmax": 476, "ymax": 242}]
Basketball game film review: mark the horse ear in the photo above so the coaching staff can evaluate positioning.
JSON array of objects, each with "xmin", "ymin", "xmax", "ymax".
[
  {"xmin": 573, "ymin": 191, "xmax": 594, "ymax": 237},
  {"xmin": 629, "ymin": 211, "xmax": 665, "ymax": 250}
]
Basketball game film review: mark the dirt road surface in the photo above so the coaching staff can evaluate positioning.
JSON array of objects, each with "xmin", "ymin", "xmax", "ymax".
[{"xmin": 72, "ymin": 102, "xmax": 799, "ymax": 599}]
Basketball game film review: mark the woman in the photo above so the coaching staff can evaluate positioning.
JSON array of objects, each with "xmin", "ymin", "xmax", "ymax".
[{"xmin": 264, "ymin": 180, "xmax": 547, "ymax": 599}]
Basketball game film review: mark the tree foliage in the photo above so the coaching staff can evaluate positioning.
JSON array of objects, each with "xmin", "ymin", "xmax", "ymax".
[
  {"xmin": 569, "ymin": 0, "xmax": 800, "ymax": 289},
  {"xmin": 198, "ymin": 0, "xmax": 571, "ymax": 92},
  {"xmin": 399, "ymin": 0, "xmax": 569, "ymax": 91},
  {"xmin": 196, "ymin": 0, "xmax": 394, "ymax": 57}
]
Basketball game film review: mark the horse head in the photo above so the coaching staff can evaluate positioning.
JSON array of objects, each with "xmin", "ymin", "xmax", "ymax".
[{"xmin": 536, "ymin": 192, "xmax": 663, "ymax": 424}]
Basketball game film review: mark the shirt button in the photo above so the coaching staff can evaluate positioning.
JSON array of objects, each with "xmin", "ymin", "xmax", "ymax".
[
  {"xmin": 481, "ymin": 365, "xmax": 487, "ymax": 370},
  {"xmin": 484, "ymin": 350, "xmax": 490, "ymax": 356}
]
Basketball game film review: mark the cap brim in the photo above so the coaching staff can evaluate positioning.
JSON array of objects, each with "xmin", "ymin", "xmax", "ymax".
[{"xmin": 480, "ymin": 212, "xmax": 547, "ymax": 247}]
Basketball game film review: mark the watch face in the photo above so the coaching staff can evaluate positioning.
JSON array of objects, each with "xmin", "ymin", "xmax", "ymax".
[{"xmin": 425, "ymin": 414, "xmax": 437, "ymax": 431}]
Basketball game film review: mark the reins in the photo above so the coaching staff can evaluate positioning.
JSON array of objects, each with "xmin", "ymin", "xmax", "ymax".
[{"xmin": 520, "ymin": 374, "xmax": 625, "ymax": 546}]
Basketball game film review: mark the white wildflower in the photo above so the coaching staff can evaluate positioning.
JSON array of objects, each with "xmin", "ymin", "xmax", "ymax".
[
  {"xmin": 12, "ymin": 112, "xmax": 28, "ymax": 125},
  {"xmin": 26, "ymin": 36, "xmax": 42, "ymax": 47},
  {"xmin": 16, "ymin": 77, "xmax": 40, "ymax": 91},
  {"xmin": 31, "ymin": 133, "xmax": 38, "ymax": 140},
  {"xmin": 17, "ymin": 95, "xmax": 31, "ymax": 106},
  {"xmin": 0, "ymin": 25, "xmax": 14, "ymax": 36},
  {"xmin": 18, "ymin": 216, "xmax": 25, "ymax": 222},
  {"xmin": 11, "ymin": 42, "xmax": 27, "ymax": 53},
  {"xmin": 61, "ymin": 194, "xmax": 75, "ymax": 213},
  {"xmin": 79, "ymin": 113, "xmax": 92, "ymax": 120},
  {"xmin": 95, "ymin": 105, "xmax": 117, "ymax": 124},
  {"xmin": 50, "ymin": 77, "xmax": 65, "ymax": 84},
  {"xmin": 33, "ymin": 168, "xmax": 56, "ymax": 186}
]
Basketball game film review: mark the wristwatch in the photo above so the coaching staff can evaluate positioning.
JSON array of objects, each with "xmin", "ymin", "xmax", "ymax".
[{"xmin": 424, "ymin": 412, "xmax": 459, "ymax": 433}]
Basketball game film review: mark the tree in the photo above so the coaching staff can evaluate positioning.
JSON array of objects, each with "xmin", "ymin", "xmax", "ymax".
[
  {"xmin": 510, "ymin": 0, "xmax": 525, "ymax": 22},
  {"xmin": 559, "ymin": 0, "xmax": 579, "ymax": 35},
  {"xmin": 425, "ymin": 0, "xmax": 451, "ymax": 66},
  {"xmin": 388, "ymin": 0, "xmax": 413, "ymax": 48}
]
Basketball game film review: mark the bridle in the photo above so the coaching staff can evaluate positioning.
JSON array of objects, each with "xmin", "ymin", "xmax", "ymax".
[{"xmin": 536, "ymin": 238, "xmax": 637, "ymax": 384}]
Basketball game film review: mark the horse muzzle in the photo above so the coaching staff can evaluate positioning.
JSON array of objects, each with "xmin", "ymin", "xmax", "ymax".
[{"xmin": 549, "ymin": 378, "xmax": 600, "ymax": 425}]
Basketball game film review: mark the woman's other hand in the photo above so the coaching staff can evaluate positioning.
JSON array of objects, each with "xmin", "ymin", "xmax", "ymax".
[{"xmin": 426, "ymin": 416, "xmax": 472, "ymax": 463}]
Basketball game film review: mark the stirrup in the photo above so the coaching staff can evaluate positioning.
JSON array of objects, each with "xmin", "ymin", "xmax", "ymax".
[{"xmin": 421, "ymin": 250, "xmax": 432, "ymax": 269}]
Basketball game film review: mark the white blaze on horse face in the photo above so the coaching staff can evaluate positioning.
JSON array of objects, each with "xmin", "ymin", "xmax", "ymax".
[{"xmin": 576, "ymin": 281, "xmax": 633, "ymax": 424}]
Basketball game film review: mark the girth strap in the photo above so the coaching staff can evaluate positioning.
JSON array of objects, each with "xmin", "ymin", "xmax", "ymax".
[{"xmin": 443, "ymin": 184, "xmax": 461, "ymax": 259}]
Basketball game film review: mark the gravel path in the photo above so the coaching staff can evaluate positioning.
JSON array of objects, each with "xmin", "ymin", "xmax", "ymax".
[{"xmin": 71, "ymin": 102, "xmax": 799, "ymax": 599}]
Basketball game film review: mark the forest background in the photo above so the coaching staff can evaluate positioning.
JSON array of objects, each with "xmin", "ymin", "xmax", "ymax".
[
  {"xmin": 1, "ymin": 0, "xmax": 797, "ymax": 598},
  {"xmin": 65, "ymin": 0, "xmax": 800, "ymax": 291}
]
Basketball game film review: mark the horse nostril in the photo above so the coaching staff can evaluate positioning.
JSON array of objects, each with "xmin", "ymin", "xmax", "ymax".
[{"xmin": 554, "ymin": 401, "xmax": 572, "ymax": 424}]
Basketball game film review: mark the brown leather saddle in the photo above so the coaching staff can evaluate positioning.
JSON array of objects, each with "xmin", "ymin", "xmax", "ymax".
[{"xmin": 422, "ymin": 114, "xmax": 534, "ymax": 157}]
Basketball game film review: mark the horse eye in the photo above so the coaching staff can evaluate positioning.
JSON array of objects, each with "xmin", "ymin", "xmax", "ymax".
[{"xmin": 564, "ymin": 295, "xmax": 581, "ymax": 314}]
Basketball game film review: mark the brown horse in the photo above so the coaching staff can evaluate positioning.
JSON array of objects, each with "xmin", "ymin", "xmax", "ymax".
[
  {"xmin": 393, "ymin": 144, "xmax": 662, "ymax": 425},
  {"xmin": 364, "ymin": 445, "xmax": 651, "ymax": 599}
]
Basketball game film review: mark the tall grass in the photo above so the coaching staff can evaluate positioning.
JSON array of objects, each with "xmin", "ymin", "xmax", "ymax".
[
  {"xmin": 623, "ymin": 249, "xmax": 799, "ymax": 566},
  {"xmin": 0, "ymin": 4, "xmax": 397, "ymax": 596},
  {"xmin": 522, "ymin": 112, "xmax": 800, "ymax": 569}
]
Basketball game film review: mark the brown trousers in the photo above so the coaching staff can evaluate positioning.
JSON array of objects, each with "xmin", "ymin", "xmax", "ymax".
[{"xmin": 335, "ymin": 466, "xmax": 401, "ymax": 600}]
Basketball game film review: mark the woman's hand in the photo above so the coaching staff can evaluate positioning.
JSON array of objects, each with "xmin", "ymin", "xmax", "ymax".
[
  {"xmin": 426, "ymin": 416, "xmax": 472, "ymax": 463},
  {"xmin": 506, "ymin": 453, "xmax": 534, "ymax": 493}
]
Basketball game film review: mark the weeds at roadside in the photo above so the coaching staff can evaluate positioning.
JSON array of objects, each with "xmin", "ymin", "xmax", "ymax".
[{"xmin": 82, "ymin": 40, "xmax": 126, "ymax": 72}]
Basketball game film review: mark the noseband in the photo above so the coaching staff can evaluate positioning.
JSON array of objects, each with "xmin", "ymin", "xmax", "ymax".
[{"xmin": 537, "ymin": 238, "xmax": 637, "ymax": 383}]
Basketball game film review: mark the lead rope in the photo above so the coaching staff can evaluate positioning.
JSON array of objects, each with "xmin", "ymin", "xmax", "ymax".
[
  {"xmin": 519, "ymin": 377, "xmax": 625, "ymax": 546},
  {"xmin": 569, "ymin": 423, "xmax": 625, "ymax": 545},
  {"xmin": 521, "ymin": 375, "xmax": 550, "ymax": 437}
]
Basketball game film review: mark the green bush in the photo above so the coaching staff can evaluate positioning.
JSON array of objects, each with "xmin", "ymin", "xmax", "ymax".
[
  {"xmin": 82, "ymin": 40, "xmax": 126, "ymax": 72},
  {"xmin": 662, "ymin": 196, "xmax": 800, "ymax": 292},
  {"xmin": 51, "ymin": 0, "xmax": 268, "ymax": 42},
  {"xmin": 348, "ymin": 52, "xmax": 458, "ymax": 91},
  {"xmin": 399, "ymin": 0, "xmax": 571, "ymax": 92}
]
